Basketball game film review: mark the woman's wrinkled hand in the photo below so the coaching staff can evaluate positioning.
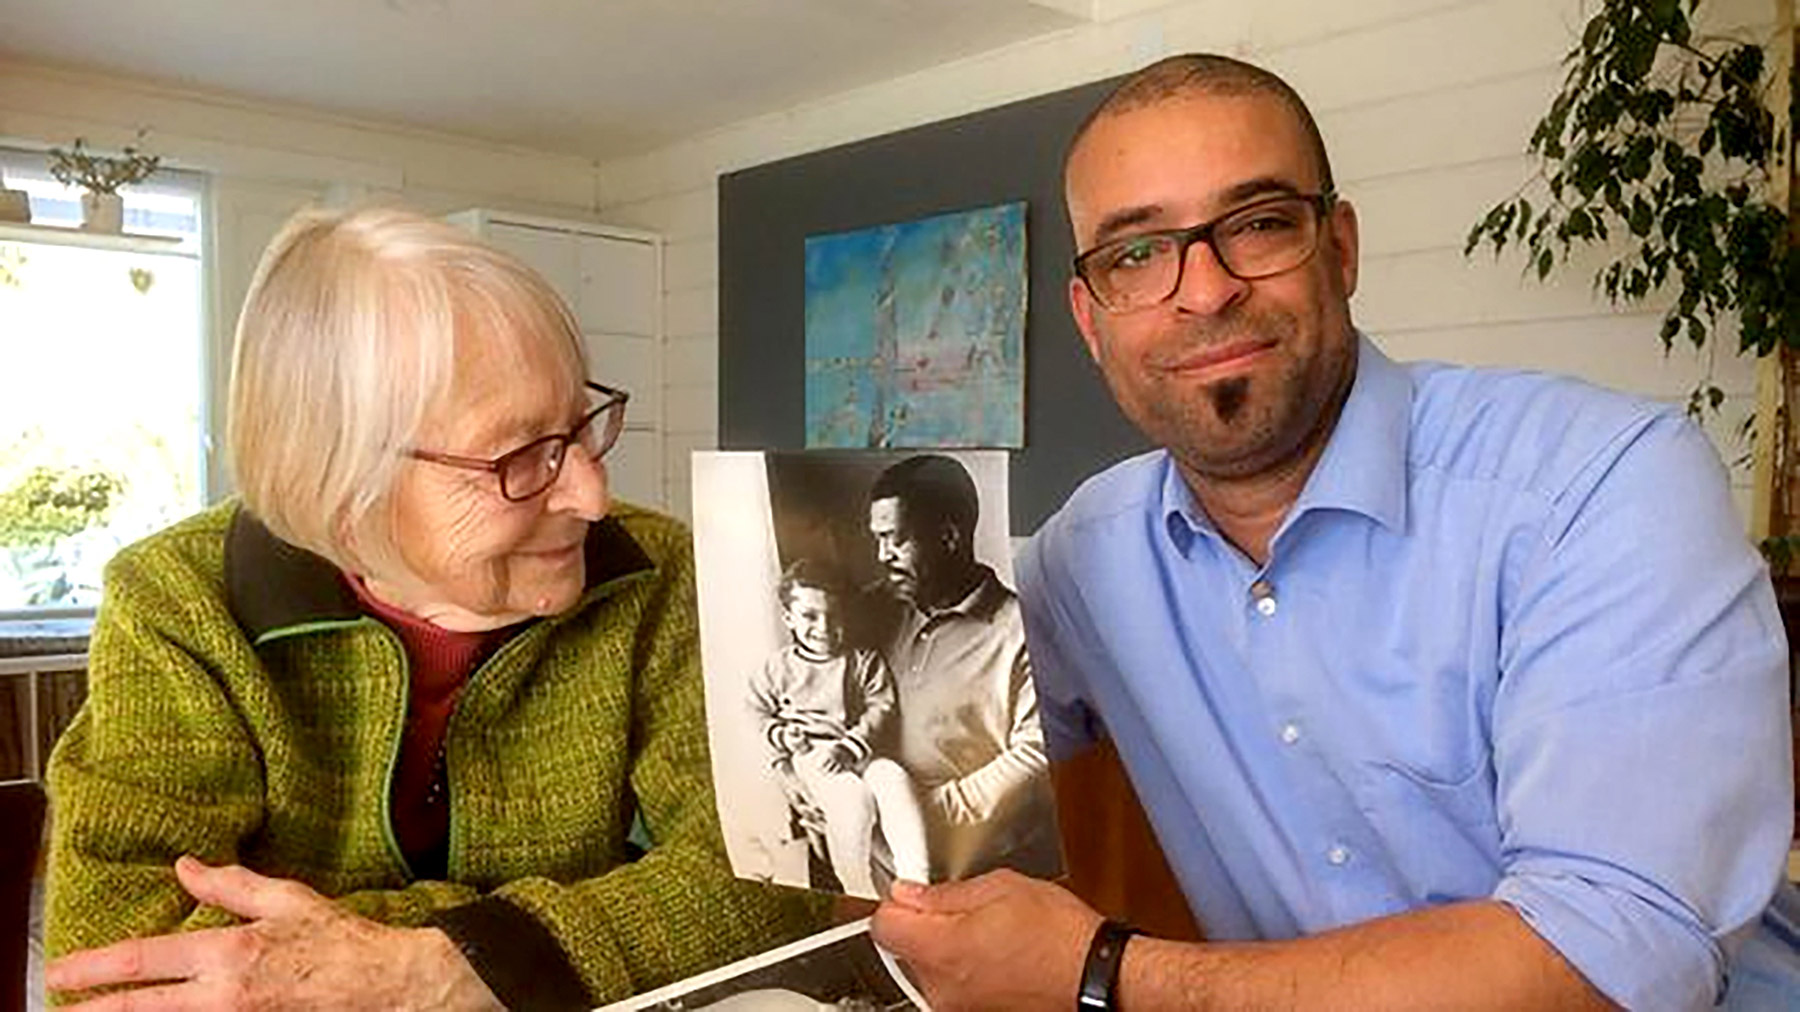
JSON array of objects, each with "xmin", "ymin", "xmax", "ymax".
[{"xmin": 46, "ymin": 856, "xmax": 503, "ymax": 1011}]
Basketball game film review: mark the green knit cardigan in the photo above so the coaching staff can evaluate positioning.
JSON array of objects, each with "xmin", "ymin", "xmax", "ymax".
[{"xmin": 46, "ymin": 501, "xmax": 824, "ymax": 1006}]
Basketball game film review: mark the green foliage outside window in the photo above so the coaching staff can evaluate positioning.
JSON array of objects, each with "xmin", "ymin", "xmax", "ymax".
[
  {"xmin": 0, "ymin": 464, "xmax": 124, "ymax": 606},
  {"xmin": 0, "ymin": 466, "xmax": 125, "ymax": 548}
]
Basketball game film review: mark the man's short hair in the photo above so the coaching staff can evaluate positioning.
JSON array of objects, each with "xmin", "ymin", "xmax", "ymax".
[
  {"xmin": 869, "ymin": 455, "xmax": 979, "ymax": 542},
  {"xmin": 228, "ymin": 205, "xmax": 587, "ymax": 578},
  {"xmin": 777, "ymin": 557, "xmax": 849, "ymax": 609},
  {"xmin": 1065, "ymin": 53, "xmax": 1336, "ymax": 195}
]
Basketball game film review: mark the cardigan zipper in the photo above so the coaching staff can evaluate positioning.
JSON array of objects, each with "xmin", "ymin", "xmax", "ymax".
[
  {"xmin": 439, "ymin": 566, "xmax": 657, "ymax": 881},
  {"xmin": 260, "ymin": 615, "xmax": 417, "ymax": 881},
  {"xmin": 441, "ymin": 635, "xmax": 530, "ymax": 884},
  {"xmin": 367, "ymin": 622, "xmax": 417, "ymax": 881},
  {"xmin": 257, "ymin": 564, "xmax": 660, "ymax": 884},
  {"xmin": 440, "ymin": 633, "xmax": 531, "ymax": 883}
]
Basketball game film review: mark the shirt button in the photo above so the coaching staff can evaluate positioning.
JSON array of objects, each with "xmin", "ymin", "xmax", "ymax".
[
  {"xmin": 1326, "ymin": 845, "xmax": 1350, "ymax": 866},
  {"xmin": 1279, "ymin": 723, "xmax": 1301, "ymax": 745},
  {"xmin": 1250, "ymin": 580, "xmax": 1276, "ymax": 616}
]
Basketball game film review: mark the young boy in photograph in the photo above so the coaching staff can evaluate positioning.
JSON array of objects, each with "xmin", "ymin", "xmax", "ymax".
[{"xmin": 748, "ymin": 559, "xmax": 928, "ymax": 898}]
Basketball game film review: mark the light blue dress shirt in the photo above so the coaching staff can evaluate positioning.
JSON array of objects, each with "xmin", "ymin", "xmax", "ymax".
[{"xmin": 1019, "ymin": 335, "xmax": 1796, "ymax": 1010}]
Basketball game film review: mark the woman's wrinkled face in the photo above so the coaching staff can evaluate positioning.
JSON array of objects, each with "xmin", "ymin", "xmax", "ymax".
[{"xmin": 371, "ymin": 329, "xmax": 609, "ymax": 630}]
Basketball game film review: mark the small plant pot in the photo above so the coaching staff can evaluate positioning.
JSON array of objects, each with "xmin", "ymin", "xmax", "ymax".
[
  {"xmin": 0, "ymin": 188, "xmax": 29, "ymax": 223},
  {"xmin": 80, "ymin": 191, "xmax": 123, "ymax": 233}
]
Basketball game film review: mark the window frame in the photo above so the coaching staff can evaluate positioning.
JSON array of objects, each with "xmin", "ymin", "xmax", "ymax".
[{"xmin": 0, "ymin": 147, "xmax": 212, "ymax": 620}]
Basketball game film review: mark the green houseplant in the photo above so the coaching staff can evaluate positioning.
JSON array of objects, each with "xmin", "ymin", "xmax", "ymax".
[
  {"xmin": 48, "ymin": 136, "xmax": 161, "ymax": 234},
  {"xmin": 1465, "ymin": 0, "xmax": 1796, "ymax": 560}
]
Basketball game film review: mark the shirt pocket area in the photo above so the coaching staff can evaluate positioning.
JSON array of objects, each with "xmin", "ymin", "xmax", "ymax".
[{"xmin": 1355, "ymin": 756, "xmax": 1505, "ymax": 908}]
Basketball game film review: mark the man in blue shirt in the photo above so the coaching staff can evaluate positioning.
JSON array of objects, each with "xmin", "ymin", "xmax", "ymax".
[{"xmin": 871, "ymin": 53, "xmax": 1799, "ymax": 1010}]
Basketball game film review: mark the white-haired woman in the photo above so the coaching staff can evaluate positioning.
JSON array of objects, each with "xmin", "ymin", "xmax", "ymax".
[{"xmin": 43, "ymin": 207, "xmax": 823, "ymax": 1010}]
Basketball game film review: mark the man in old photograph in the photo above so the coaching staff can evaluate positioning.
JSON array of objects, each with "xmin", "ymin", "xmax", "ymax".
[{"xmin": 864, "ymin": 454, "xmax": 1061, "ymax": 881}]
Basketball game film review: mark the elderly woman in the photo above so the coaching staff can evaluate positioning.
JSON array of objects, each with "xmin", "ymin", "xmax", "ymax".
[{"xmin": 43, "ymin": 206, "xmax": 823, "ymax": 1009}]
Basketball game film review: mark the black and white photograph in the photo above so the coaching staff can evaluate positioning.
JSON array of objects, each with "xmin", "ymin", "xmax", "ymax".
[
  {"xmin": 595, "ymin": 919, "xmax": 924, "ymax": 1011},
  {"xmin": 692, "ymin": 450, "xmax": 1062, "ymax": 901}
]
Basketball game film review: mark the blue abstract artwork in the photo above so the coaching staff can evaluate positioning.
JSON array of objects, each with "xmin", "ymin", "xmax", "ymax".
[{"xmin": 804, "ymin": 202, "xmax": 1026, "ymax": 448}]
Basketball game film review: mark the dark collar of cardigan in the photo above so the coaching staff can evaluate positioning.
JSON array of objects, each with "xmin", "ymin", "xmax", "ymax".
[{"xmin": 224, "ymin": 506, "xmax": 655, "ymax": 642}]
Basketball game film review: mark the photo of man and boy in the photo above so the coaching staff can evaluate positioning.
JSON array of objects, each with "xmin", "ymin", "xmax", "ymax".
[{"xmin": 691, "ymin": 450, "xmax": 1060, "ymax": 903}]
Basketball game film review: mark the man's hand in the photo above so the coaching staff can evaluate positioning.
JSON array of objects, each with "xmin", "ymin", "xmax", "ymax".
[
  {"xmin": 871, "ymin": 869, "xmax": 1103, "ymax": 1011},
  {"xmin": 45, "ymin": 856, "xmax": 502, "ymax": 1011}
]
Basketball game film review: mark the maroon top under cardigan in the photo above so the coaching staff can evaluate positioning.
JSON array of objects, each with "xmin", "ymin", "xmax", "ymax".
[{"xmin": 349, "ymin": 576, "xmax": 517, "ymax": 878}]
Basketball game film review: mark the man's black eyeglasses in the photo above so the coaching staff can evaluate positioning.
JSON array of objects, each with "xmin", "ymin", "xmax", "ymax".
[
  {"xmin": 409, "ymin": 381, "xmax": 629, "ymax": 502},
  {"xmin": 1073, "ymin": 192, "xmax": 1335, "ymax": 312}
]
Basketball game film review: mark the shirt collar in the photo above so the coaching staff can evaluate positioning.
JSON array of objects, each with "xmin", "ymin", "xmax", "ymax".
[
  {"xmin": 917, "ymin": 563, "xmax": 1008, "ymax": 624},
  {"xmin": 1159, "ymin": 332, "xmax": 1412, "ymax": 547},
  {"xmin": 1159, "ymin": 459, "xmax": 1210, "ymax": 549},
  {"xmin": 1291, "ymin": 332, "xmax": 1411, "ymax": 533}
]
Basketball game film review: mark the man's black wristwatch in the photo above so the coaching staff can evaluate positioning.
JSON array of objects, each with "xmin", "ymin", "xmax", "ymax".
[{"xmin": 1076, "ymin": 918, "xmax": 1142, "ymax": 1010}]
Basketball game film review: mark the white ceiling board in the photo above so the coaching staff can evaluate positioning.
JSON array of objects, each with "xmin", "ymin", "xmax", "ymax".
[{"xmin": 0, "ymin": 0, "xmax": 1083, "ymax": 160}]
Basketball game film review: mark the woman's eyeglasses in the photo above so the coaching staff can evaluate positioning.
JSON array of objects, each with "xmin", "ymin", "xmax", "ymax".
[{"xmin": 408, "ymin": 381, "xmax": 629, "ymax": 502}]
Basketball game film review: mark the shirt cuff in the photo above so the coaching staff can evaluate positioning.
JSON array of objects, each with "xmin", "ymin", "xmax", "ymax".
[{"xmin": 1495, "ymin": 873, "xmax": 1724, "ymax": 1012}]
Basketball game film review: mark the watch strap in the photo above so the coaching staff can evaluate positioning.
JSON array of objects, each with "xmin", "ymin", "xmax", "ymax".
[{"xmin": 1076, "ymin": 918, "xmax": 1142, "ymax": 1011}]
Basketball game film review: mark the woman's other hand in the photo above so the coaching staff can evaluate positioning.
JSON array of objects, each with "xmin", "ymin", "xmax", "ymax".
[{"xmin": 46, "ymin": 856, "xmax": 503, "ymax": 1011}]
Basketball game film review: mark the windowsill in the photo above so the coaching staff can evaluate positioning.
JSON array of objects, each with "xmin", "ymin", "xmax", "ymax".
[
  {"xmin": 0, "ymin": 616, "xmax": 93, "ymax": 659},
  {"xmin": 0, "ymin": 220, "xmax": 194, "ymax": 256}
]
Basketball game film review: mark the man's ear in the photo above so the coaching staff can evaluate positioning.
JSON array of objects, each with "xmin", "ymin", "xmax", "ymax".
[
  {"xmin": 940, "ymin": 520, "xmax": 965, "ymax": 559},
  {"xmin": 1068, "ymin": 276, "xmax": 1105, "ymax": 364},
  {"xmin": 1328, "ymin": 198, "xmax": 1360, "ymax": 299}
]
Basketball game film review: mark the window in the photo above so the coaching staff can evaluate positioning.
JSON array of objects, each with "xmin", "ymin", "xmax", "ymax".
[{"xmin": 0, "ymin": 147, "xmax": 206, "ymax": 613}]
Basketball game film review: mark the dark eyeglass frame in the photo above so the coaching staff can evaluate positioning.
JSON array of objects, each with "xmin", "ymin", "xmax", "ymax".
[
  {"xmin": 1072, "ymin": 191, "xmax": 1337, "ymax": 312},
  {"xmin": 408, "ymin": 381, "xmax": 629, "ymax": 502}
]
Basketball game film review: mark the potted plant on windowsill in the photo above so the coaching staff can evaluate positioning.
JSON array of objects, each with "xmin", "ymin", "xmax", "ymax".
[
  {"xmin": 47, "ymin": 136, "xmax": 162, "ymax": 234},
  {"xmin": 0, "ymin": 185, "xmax": 28, "ymax": 224}
]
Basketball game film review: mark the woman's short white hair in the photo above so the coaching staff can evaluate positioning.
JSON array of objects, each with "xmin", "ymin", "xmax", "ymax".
[{"xmin": 228, "ymin": 205, "xmax": 587, "ymax": 575}]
